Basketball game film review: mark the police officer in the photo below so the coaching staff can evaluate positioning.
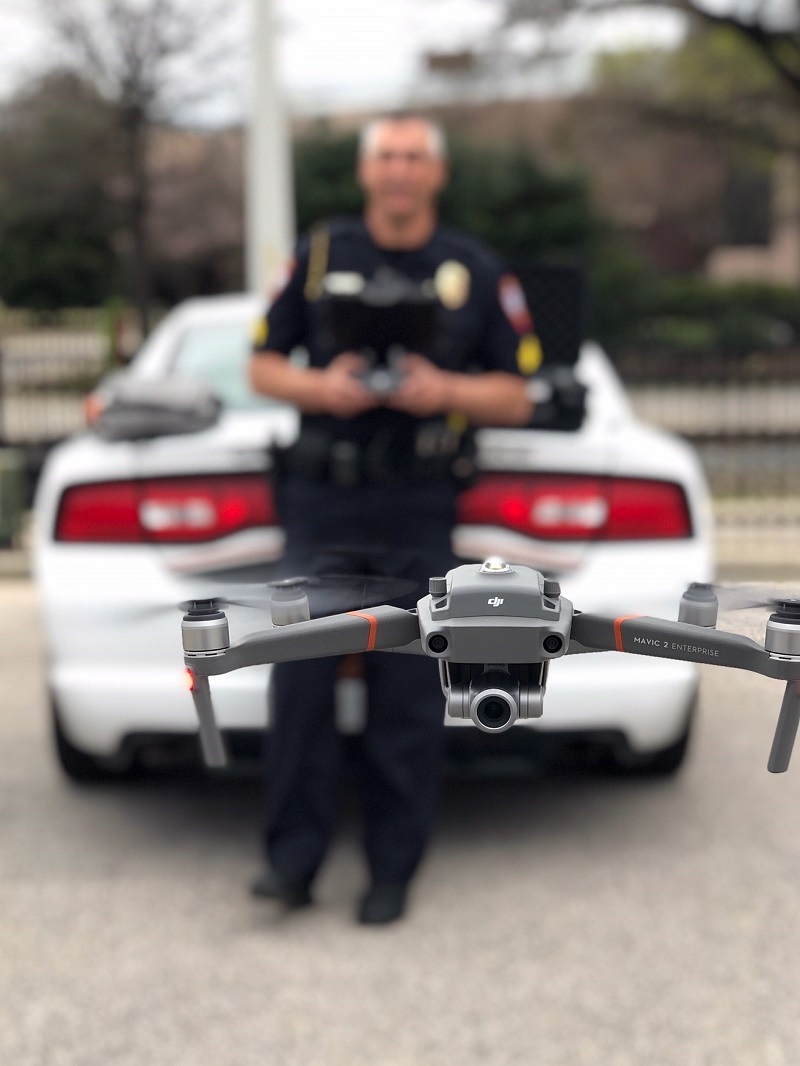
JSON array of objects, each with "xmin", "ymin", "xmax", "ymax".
[{"xmin": 249, "ymin": 113, "xmax": 537, "ymax": 924}]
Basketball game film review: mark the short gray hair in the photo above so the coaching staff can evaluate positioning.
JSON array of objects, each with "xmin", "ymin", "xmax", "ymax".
[{"xmin": 358, "ymin": 113, "xmax": 448, "ymax": 160}]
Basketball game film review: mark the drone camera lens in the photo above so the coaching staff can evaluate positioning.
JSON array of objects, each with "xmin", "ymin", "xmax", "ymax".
[
  {"xmin": 427, "ymin": 633, "xmax": 449, "ymax": 654},
  {"xmin": 543, "ymin": 634, "xmax": 563, "ymax": 653},
  {"xmin": 474, "ymin": 694, "xmax": 513, "ymax": 731}
]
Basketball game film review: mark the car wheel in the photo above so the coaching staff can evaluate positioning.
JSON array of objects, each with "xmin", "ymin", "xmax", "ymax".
[
  {"xmin": 51, "ymin": 698, "xmax": 136, "ymax": 784},
  {"xmin": 609, "ymin": 690, "xmax": 698, "ymax": 778}
]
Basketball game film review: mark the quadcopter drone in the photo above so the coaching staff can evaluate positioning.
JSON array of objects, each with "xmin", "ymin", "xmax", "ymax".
[{"xmin": 179, "ymin": 558, "xmax": 800, "ymax": 774}]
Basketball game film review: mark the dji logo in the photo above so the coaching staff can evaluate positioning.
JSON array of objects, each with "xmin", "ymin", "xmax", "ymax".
[{"xmin": 488, "ymin": 597, "xmax": 504, "ymax": 608}]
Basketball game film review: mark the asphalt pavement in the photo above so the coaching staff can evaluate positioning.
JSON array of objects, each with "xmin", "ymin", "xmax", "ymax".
[{"xmin": 3, "ymin": 579, "xmax": 800, "ymax": 1066}]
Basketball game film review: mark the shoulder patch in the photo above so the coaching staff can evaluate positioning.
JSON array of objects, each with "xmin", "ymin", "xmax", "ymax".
[
  {"xmin": 516, "ymin": 334, "xmax": 543, "ymax": 376},
  {"xmin": 499, "ymin": 274, "xmax": 534, "ymax": 335},
  {"xmin": 267, "ymin": 257, "xmax": 296, "ymax": 303},
  {"xmin": 251, "ymin": 316, "xmax": 269, "ymax": 349}
]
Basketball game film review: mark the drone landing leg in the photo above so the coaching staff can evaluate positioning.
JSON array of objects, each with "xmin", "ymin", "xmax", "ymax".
[
  {"xmin": 768, "ymin": 680, "xmax": 800, "ymax": 773},
  {"xmin": 190, "ymin": 674, "xmax": 227, "ymax": 767}
]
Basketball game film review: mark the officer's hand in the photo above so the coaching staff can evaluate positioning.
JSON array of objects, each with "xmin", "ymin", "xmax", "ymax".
[
  {"xmin": 320, "ymin": 352, "xmax": 380, "ymax": 419},
  {"xmin": 387, "ymin": 354, "xmax": 452, "ymax": 418}
]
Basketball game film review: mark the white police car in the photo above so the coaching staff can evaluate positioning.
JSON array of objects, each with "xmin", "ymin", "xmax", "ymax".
[{"xmin": 32, "ymin": 293, "xmax": 713, "ymax": 780}]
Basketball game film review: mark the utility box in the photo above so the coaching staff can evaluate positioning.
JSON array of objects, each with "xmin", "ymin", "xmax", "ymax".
[{"xmin": 0, "ymin": 449, "xmax": 25, "ymax": 546}]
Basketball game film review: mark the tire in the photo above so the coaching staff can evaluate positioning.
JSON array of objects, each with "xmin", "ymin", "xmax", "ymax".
[
  {"xmin": 609, "ymin": 690, "xmax": 698, "ymax": 778},
  {"xmin": 51, "ymin": 698, "xmax": 136, "ymax": 784}
]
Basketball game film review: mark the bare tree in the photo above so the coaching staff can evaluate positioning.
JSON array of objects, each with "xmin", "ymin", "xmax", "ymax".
[
  {"xmin": 36, "ymin": 0, "xmax": 234, "ymax": 332},
  {"xmin": 0, "ymin": 70, "xmax": 122, "ymax": 308},
  {"xmin": 455, "ymin": 0, "xmax": 800, "ymax": 160},
  {"xmin": 492, "ymin": 0, "xmax": 800, "ymax": 95}
]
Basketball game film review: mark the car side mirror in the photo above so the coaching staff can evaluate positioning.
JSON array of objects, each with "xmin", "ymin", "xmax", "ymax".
[{"xmin": 90, "ymin": 375, "xmax": 222, "ymax": 441}]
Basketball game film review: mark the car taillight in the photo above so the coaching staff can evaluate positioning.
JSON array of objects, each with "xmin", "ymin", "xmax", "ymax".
[
  {"xmin": 55, "ymin": 474, "xmax": 278, "ymax": 543},
  {"xmin": 457, "ymin": 474, "xmax": 692, "ymax": 541}
]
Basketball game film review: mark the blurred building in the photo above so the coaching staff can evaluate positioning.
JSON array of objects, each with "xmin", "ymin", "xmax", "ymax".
[
  {"xmin": 707, "ymin": 155, "xmax": 800, "ymax": 286},
  {"xmin": 143, "ymin": 87, "xmax": 796, "ymax": 290},
  {"xmin": 146, "ymin": 125, "xmax": 244, "ymax": 300}
]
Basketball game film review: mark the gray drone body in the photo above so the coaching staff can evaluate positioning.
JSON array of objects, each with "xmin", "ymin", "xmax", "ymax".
[
  {"xmin": 180, "ymin": 558, "xmax": 800, "ymax": 775},
  {"xmin": 417, "ymin": 558, "xmax": 572, "ymax": 732},
  {"xmin": 418, "ymin": 558, "xmax": 572, "ymax": 663}
]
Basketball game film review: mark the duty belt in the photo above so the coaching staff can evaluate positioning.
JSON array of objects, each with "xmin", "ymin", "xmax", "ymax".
[{"xmin": 272, "ymin": 424, "xmax": 476, "ymax": 489}]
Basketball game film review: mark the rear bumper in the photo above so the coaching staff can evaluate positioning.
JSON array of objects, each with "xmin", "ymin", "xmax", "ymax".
[
  {"xmin": 51, "ymin": 650, "xmax": 696, "ymax": 759},
  {"xmin": 51, "ymin": 664, "xmax": 272, "ymax": 756},
  {"xmin": 39, "ymin": 534, "xmax": 706, "ymax": 760}
]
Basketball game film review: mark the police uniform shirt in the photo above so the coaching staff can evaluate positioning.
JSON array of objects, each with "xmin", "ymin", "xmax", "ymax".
[{"xmin": 252, "ymin": 217, "xmax": 539, "ymax": 453}]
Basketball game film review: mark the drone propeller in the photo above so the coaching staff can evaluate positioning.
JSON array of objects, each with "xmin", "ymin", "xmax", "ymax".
[
  {"xmin": 121, "ymin": 591, "xmax": 267, "ymax": 620},
  {"xmin": 177, "ymin": 595, "xmax": 261, "ymax": 614},
  {"xmin": 716, "ymin": 585, "xmax": 800, "ymax": 613},
  {"xmin": 128, "ymin": 573, "xmax": 419, "ymax": 622},
  {"xmin": 208, "ymin": 573, "xmax": 416, "ymax": 617},
  {"xmin": 680, "ymin": 581, "xmax": 800, "ymax": 617}
]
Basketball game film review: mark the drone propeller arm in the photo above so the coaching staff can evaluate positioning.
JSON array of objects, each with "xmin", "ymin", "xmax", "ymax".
[
  {"xmin": 186, "ymin": 605, "xmax": 422, "ymax": 677},
  {"xmin": 189, "ymin": 674, "xmax": 227, "ymax": 767},
  {"xmin": 569, "ymin": 612, "xmax": 800, "ymax": 681},
  {"xmin": 768, "ymin": 681, "xmax": 800, "ymax": 773},
  {"xmin": 570, "ymin": 611, "xmax": 800, "ymax": 774}
]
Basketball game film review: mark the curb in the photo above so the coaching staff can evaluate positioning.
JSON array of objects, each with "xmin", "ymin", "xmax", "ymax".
[{"xmin": 0, "ymin": 550, "xmax": 30, "ymax": 579}]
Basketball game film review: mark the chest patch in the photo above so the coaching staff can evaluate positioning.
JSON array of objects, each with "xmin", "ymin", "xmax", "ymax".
[
  {"xmin": 323, "ymin": 271, "xmax": 366, "ymax": 296},
  {"xmin": 434, "ymin": 260, "xmax": 471, "ymax": 310}
]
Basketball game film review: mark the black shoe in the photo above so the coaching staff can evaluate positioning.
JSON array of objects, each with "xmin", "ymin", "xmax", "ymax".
[
  {"xmin": 250, "ymin": 868, "xmax": 313, "ymax": 908},
  {"xmin": 357, "ymin": 883, "xmax": 408, "ymax": 925}
]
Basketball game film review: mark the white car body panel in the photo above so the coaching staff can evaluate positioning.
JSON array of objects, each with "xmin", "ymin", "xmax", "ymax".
[{"xmin": 32, "ymin": 295, "xmax": 714, "ymax": 761}]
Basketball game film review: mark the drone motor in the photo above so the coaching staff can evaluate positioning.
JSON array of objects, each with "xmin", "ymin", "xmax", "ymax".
[
  {"xmin": 269, "ymin": 580, "xmax": 312, "ymax": 626},
  {"xmin": 678, "ymin": 583, "xmax": 719, "ymax": 628},
  {"xmin": 765, "ymin": 601, "xmax": 800, "ymax": 660},
  {"xmin": 181, "ymin": 602, "xmax": 230, "ymax": 656}
]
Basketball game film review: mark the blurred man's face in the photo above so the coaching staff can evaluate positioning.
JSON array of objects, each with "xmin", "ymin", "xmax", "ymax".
[{"xmin": 357, "ymin": 119, "xmax": 448, "ymax": 225}]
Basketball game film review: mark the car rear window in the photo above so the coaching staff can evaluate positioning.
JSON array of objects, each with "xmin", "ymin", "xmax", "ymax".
[{"xmin": 170, "ymin": 319, "xmax": 279, "ymax": 411}]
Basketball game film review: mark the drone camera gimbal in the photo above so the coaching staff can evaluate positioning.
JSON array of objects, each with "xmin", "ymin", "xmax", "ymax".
[
  {"xmin": 417, "ymin": 558, "xmax": 570, "ymax": 732},
  {"xmin": 180, "ymin": 560, "xmax": 800, "ymax": 775}
]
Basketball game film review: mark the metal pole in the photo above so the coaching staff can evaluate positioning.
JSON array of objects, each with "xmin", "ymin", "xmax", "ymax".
[
  {"xmin": 0, "ymin": 339, "xmax": 5, "ymax": 445},
  {"xmin": 246, "ymin": 0, "xmax": 295, "ymax": 295}
]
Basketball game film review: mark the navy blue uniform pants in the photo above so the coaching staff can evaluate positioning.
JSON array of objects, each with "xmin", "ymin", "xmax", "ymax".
[{"xmin": 265, "ymin": 478, "xmax": 457, "ymax": 886}]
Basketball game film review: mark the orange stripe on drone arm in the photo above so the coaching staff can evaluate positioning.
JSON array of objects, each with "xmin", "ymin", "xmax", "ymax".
[
  {"xmin": 347, "ymin": 611, "xmax": 378, "ymax": 652},
  {"xmin": 613, "ymin": 615, "xmax": 642, "ymax": 653}
]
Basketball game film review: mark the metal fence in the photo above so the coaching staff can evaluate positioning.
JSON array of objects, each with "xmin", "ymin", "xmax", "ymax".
[
  {"xmin": 615, "ymin": 346, "xmax": 800, "ymax": 572},
  {"xmin": 0, "ymin": 309, "xmax": 139, "ymax": 498},
  {"xmin": 615, "ymin": 347, "xmax": 800, "ymax": 494}
]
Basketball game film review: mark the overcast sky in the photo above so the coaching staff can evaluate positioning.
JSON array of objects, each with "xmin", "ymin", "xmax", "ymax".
[{"xmin": 0, "ymin": 0, "xmax": 684, "ymax": 120}]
